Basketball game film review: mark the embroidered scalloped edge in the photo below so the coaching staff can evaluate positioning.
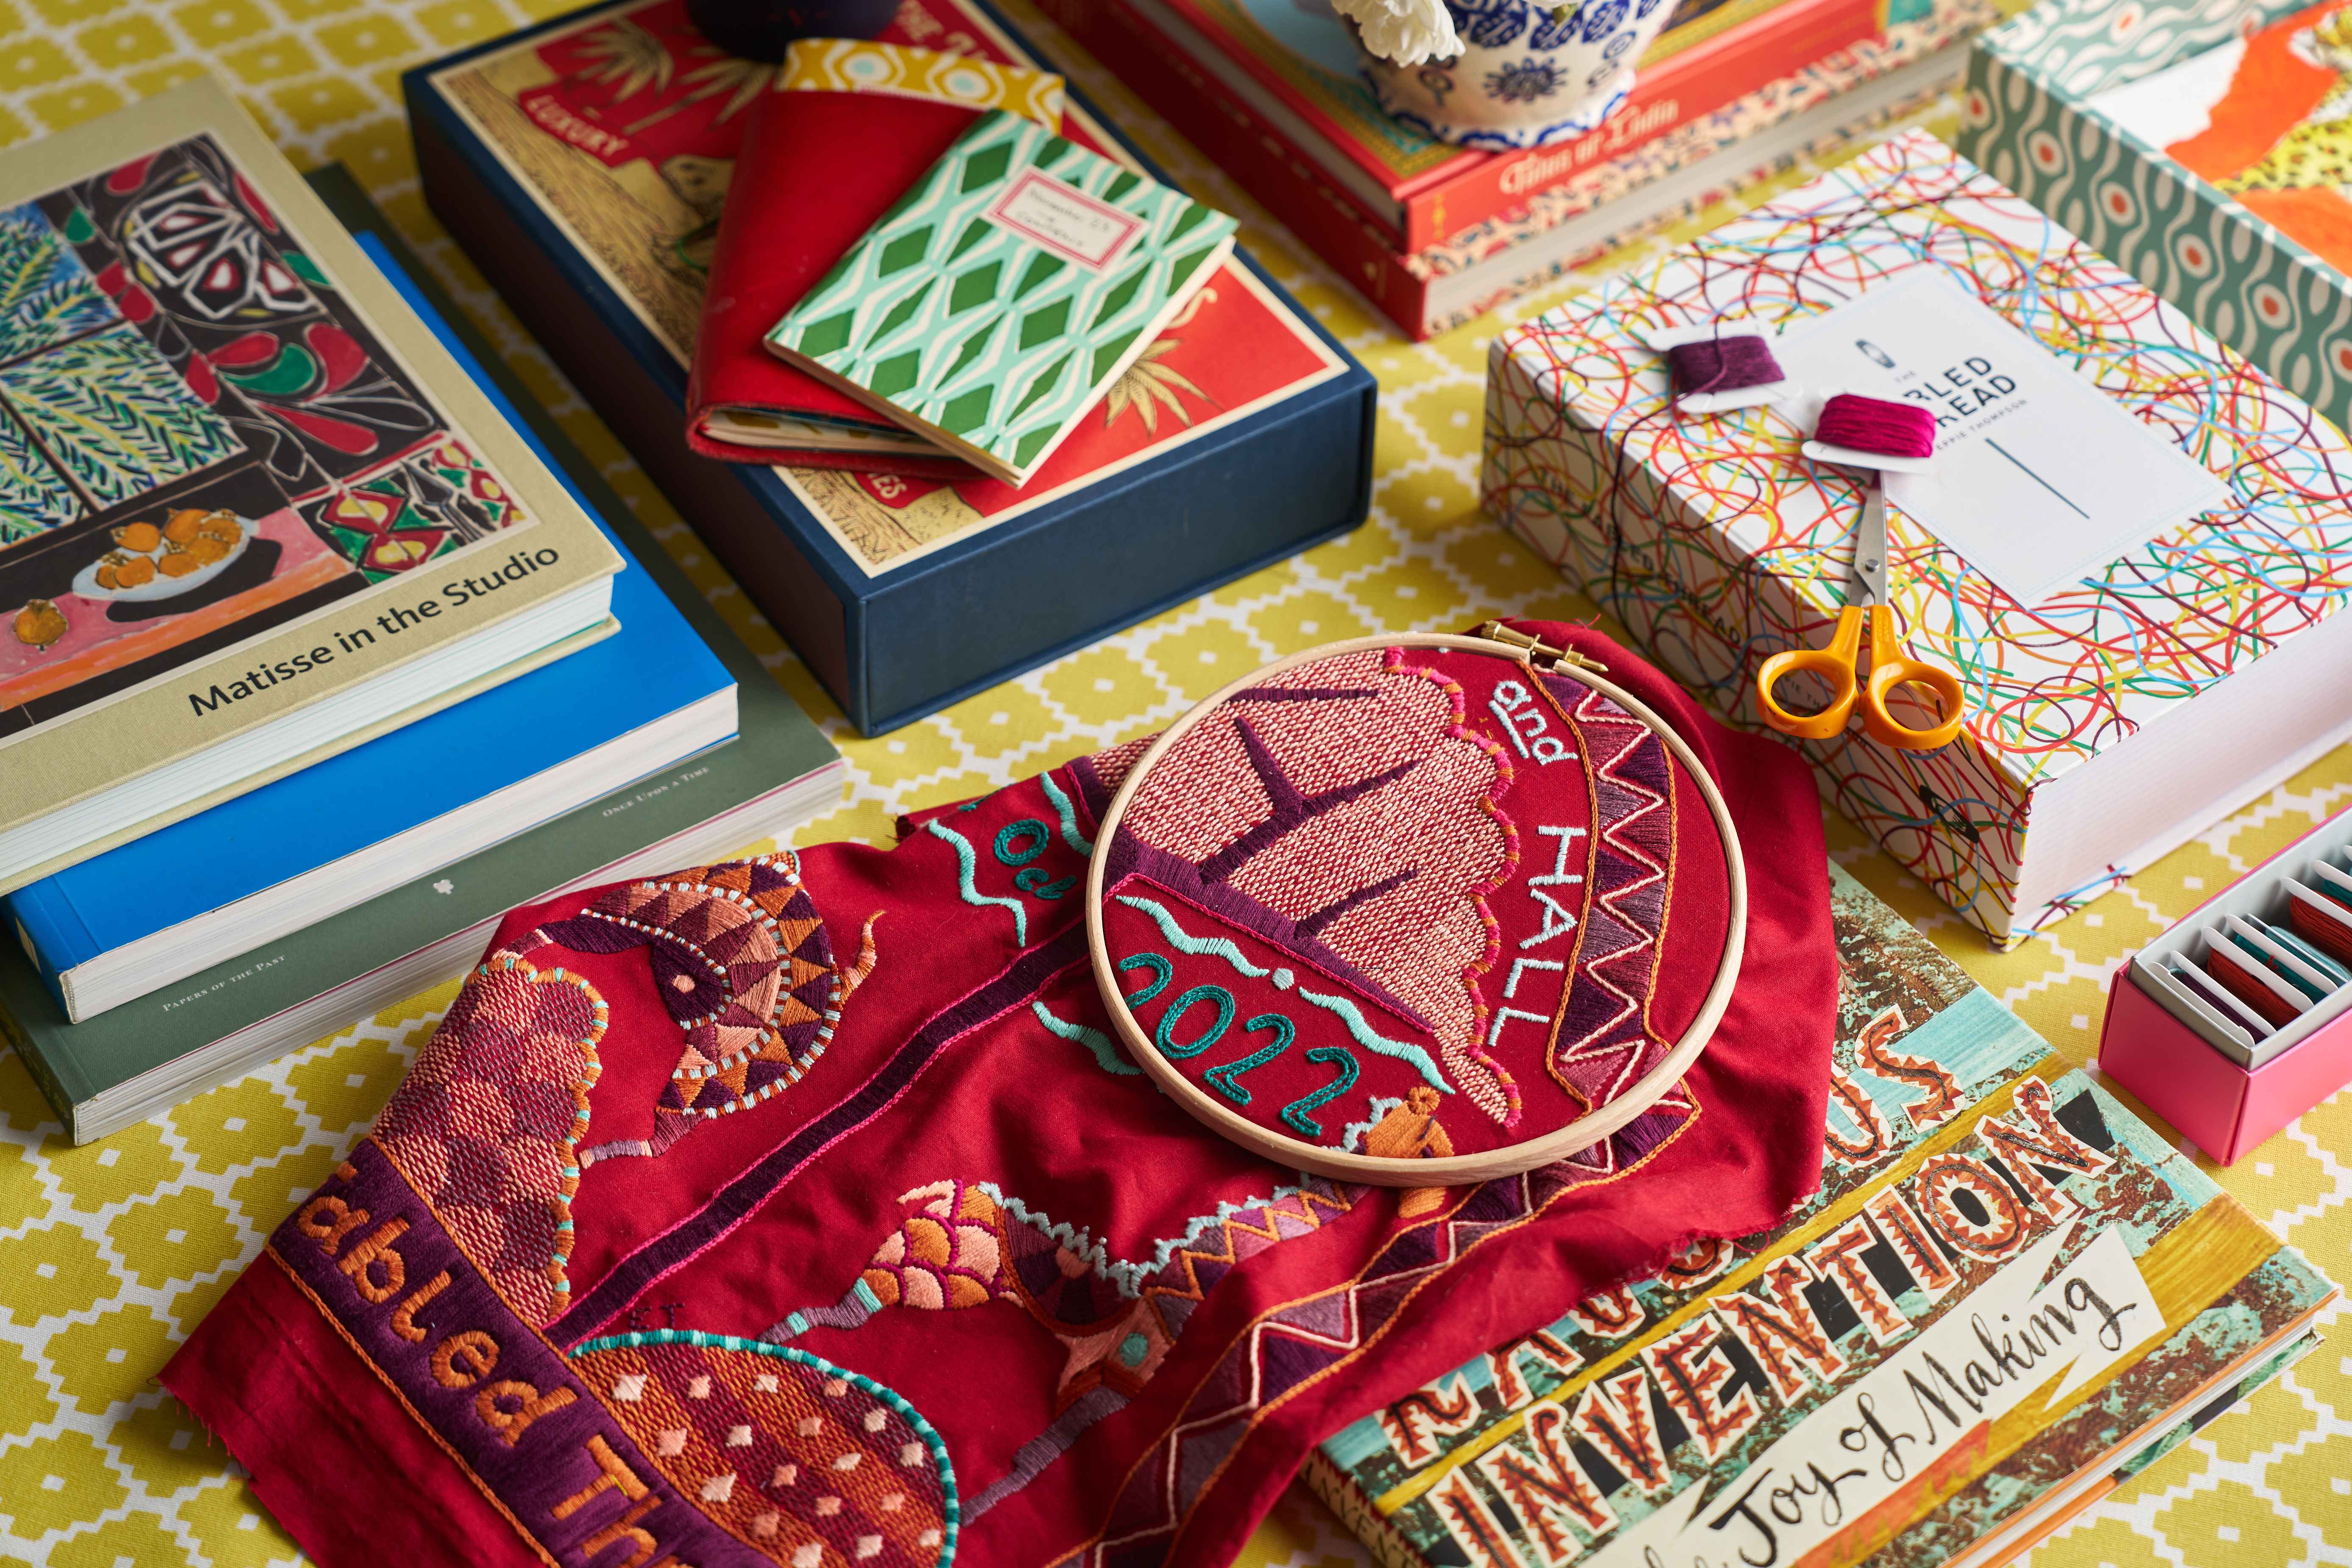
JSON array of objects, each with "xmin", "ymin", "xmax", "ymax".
[
  {"xmin": 565, "ymin": 1328, "xmax": 961, "ymax": 1567},
  {"xmin": 480, "ymin": 954, "xmax": 607, "ymax": 1311},
  {"xmin": 1384, "ymin": 645, "xmax": 1524, "ymax": 1128}
]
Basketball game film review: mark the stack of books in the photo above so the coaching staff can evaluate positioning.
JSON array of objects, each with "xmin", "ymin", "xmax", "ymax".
[
  {"xmin": 0, "ymin": 78, "xmax": 844, "ymax": 1144},
  {"xmin": 405, "ymin": 0, "xmax": 1378, "ymax": 735},
  {"xmin": 1045, "ymin": 0, "xmax": 1998, "ymax": 337}
]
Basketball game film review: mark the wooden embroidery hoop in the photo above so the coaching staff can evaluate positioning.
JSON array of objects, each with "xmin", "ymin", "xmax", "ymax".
[{"xmin": 1084, "ymin": 628, "xmax": 1749, "ymax": 1186}]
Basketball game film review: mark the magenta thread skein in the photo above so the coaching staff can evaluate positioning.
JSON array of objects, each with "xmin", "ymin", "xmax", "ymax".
[{"xmin": 1815, "ymin": 393, "xmax": 1936, "ymax": 459}]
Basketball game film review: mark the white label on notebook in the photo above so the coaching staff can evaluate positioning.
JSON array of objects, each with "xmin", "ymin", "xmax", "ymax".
[
  {"xmin": 985, "ymin": 171, "xmax": 1142, "ymax": 271},
  {"xmin": 1771, "ymin": 269, "xmax": 2229, "ymax": 607}
]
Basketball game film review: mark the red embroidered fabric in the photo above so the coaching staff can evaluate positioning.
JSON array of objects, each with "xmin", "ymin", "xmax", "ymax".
[{"xmin": 162, "ymin": 622, "xmax": 1836, "ymax": 1568}]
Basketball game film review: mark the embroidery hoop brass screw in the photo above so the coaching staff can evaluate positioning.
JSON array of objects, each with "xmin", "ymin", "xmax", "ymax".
[
  {"xmin": 1473, "ymin": 619, "xmax": 1609, "ymax": 674},
  {"xmin": 1084, "ymin": 631, "xmax": 1748, "ymax": 1186}
]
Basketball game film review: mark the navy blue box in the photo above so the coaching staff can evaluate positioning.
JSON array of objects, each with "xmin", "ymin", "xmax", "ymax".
[{"xmin": 404, "ymin": 0, "xmax": 1376, "ymax": 734}]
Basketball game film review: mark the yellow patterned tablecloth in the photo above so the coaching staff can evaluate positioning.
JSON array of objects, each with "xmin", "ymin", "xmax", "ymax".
[{"xmin": 0, "ymin": 1, "xmax": 2345, "ymax": 1562}]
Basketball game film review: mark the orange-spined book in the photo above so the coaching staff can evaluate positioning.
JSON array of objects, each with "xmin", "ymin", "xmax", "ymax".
[{"xmin": 1042, "ymin": 0, "xmax": 1944, "ymax": 253}]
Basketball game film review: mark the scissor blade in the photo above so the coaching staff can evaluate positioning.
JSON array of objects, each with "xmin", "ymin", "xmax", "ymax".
[{"xmin": 1852, "ymin": 476, "xmax": 1891, "ymax": 608}]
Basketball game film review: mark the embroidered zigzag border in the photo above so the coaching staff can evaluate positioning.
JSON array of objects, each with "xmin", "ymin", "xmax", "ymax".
[
  {"xmin": 1068, "ymin": 1119, "xmax": 1699, "ymax": 1568},
  {"xmin": 1546, "ymin": 682, "xmax": 1675, "ymax": 1110}
]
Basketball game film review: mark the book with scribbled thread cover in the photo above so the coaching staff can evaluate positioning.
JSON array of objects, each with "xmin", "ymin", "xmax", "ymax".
[
  {"xmin": 767, "ymin": 109, "xmax": 1236, "ymax": 487},
  {"xmin": 1485, "ymin": 129, "xmax": 2352, "ymax": 950},
  {"xmin": 0, "ymin": 74, "xmax": 619, "ymax": 887},
  {"xmin": 1306, "ymin": 864, "xmax": 2336, "ymax": 1568}
]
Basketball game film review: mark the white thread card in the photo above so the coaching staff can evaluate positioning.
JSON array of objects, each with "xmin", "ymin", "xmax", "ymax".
[{"xmin": 1771, "ymin": 269, "xmax": 2228, "ymax": 606}]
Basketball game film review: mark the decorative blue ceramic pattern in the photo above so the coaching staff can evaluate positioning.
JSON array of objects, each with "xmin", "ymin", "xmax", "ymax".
[
  {"xmin": 1377, "ymin": 78, "xmax": 1632, "ymax": 149},
  {"xmin": 1359, "ymin": 0, "xmax": 1669, "ymax": 148}
]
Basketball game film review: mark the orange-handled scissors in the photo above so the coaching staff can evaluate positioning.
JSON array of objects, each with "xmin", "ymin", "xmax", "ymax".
[{"xmin": 1755, "ymin": 476, "xmax": 1966, "ymax": 751}]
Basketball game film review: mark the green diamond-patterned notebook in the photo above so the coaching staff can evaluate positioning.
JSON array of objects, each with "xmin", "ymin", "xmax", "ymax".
[{"xmin": 765, "ymin": 109, "xmax": 1237, "ymax": 487}]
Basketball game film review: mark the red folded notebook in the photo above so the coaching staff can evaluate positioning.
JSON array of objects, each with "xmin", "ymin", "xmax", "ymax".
[{"xmin": 685, "ymin": 42, "xmax": 1067, "ymax": 474}]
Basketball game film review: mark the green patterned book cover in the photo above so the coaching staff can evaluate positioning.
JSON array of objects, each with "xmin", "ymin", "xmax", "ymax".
[{"xmin": 766, "ymin": 109, "xmax": 1237, "ymax": 486}]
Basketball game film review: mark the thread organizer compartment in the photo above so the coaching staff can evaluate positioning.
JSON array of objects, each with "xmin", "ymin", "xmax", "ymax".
[
  {"xmin": 2103, "ymin": 810, "xmax": 2352, "ymax": 1163},
  {"xmin": 2128, "ymin": 815, "xmax": 2352, "ymax": 1067}
]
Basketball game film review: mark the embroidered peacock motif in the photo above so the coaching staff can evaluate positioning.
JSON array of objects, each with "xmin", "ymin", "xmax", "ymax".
[{"xmin": 512, "ymin": 851, "xmax": 880, "ymax": 1162}]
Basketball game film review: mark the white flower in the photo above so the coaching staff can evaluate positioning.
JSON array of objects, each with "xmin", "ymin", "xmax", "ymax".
[{"xmin": 1335, "ymin": 0, "xmax": 1462, "ymax": 64}]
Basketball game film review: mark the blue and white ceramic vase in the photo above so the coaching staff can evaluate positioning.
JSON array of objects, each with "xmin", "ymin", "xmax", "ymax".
[
  {"xmin": 1355, "ymin": 0, "xmax": 1680, "ymax": 150},
  {"xmin": 686, "ymin": 0, "xmax": 899, "ymax": 59}
]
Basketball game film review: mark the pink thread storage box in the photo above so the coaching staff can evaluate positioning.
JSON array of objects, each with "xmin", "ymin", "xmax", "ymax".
[{"xmin": 2100, "ymin": 813, "xmax": 2352, "ymax": 1166}]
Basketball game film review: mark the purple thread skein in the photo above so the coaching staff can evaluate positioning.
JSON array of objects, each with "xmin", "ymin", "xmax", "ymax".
[{"xmin": 1664, "ymin": 335, "xmax": 1783, "ymax": 399}]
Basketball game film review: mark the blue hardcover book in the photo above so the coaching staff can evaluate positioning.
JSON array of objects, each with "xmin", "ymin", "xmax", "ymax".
[
  {"xmin": 6, "ymin": 229, "xmax": 738, "ymax": 1024},
  {"xmin": 404, "ymin": 0, "xmax": 1376, "ymax": 735}
]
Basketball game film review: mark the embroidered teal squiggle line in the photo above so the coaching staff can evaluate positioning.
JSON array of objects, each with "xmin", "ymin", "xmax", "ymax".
[
  {"xmin": 1341, "ymin": 1096, "xmax": 1405, "ymax": 1153},
  {"xmin": 1116, "ymin": 893, "xmax": 1453, "ymax": 1093},
  {"xmin": 1294, "ymin": 989, "xmax": 1452, "ymax": 1092},
  {"xmin": 1031, "ymin": 999, "xmax": 1139, "ymax": 1076},
  {"xmin": 1115, "ymin": 894, "xmax": 1269, "ymax": 977},
  {"xmin": 1039, "ymin": 772, "xmax": 1093, "ymax": 855},
  {"xmin": 981, "ymin": 1177, "xmax": 1312, "ymax": 1298},
  {"xmin": 926, "ymin": 819, "xmax": 1027, "ymax": 943}
]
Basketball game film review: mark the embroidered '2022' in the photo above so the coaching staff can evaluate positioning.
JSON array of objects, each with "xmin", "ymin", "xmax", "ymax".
[{"xmin": 1119, "ymin": 952, "xmax": 1363, "ymax": 1138}]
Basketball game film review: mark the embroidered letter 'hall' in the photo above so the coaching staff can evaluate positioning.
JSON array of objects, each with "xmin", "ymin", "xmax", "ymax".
[{"xmin": 162, "ymin": 622, "xmax": 1841, "ymax": 1568}]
